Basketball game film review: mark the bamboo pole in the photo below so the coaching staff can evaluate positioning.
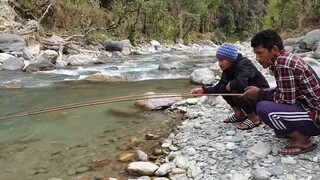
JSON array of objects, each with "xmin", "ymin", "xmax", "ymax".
[{"xmin": 0, "ymin": 93, "xmax": 242, "ymax": 121}]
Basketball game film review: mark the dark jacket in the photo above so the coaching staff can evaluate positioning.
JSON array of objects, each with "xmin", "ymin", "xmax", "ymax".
[{"xmin": 203, "ymin": 54, "xmax": 269, "ymax": 93}]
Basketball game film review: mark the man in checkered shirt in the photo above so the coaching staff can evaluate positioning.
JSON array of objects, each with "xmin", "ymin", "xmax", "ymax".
[{"xmin": 241, "ymin": 30, "xmax": 320, "ymax": 155}]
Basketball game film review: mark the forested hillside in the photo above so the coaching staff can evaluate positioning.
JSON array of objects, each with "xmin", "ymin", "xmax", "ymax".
[{"xmin": 11, "ymin": 0, "xmax": 320, "ymax": 44}]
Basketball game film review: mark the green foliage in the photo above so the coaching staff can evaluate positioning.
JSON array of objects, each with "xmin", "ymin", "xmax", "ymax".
[
  {"xmin": 264, "ymin": 0, "xmax": 320, "ymax": 30},
  {"xmin": 15, "ymin": 0, "xmax": 320, "ymax": 43}
]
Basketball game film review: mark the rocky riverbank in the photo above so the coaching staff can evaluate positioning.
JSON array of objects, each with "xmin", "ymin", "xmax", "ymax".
[{"xmin": 116, "ymin": 37, "xmax": 320, "ymax": 180}]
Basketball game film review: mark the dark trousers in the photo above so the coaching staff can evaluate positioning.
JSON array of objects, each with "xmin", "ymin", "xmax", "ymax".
[
  {"xmin": 216, "ymin": 84, "xmax": 256, "ymax": 115},
  {"xmin": 257, "ymin": 101, "xmax": 320, "ymax": 136}
]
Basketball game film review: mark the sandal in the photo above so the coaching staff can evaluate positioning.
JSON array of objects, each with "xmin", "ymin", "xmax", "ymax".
[
  {"xmin": 223, "ymin": 114, "xmax": 246, "ymax": 123},
  {"xmin": 237, "ymin": 119, "xmax": 261, "ymax": 130},
  {"xmin": 278, "ymin": 143, "xmax": 317, "ymax": 155}
]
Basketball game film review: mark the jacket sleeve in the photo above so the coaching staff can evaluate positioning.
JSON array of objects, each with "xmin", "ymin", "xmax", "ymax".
[
  {"xmin": 202, "ymin": 79, "xmax": 223, "ymax": 94},
  {"xmin": 229, "ymin": 60, "xmax": 256, "ymax": 92},
  {"xmin": 202, "ymin": 73, "xmax": 226, "ymax": 94}
]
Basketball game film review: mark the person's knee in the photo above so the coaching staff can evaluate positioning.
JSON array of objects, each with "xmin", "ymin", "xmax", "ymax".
[{"xmin": 256, "ymin": 101, "xmax": 270, "ymax": 116}]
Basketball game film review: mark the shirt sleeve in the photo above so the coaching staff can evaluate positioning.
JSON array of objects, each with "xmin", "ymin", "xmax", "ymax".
[
  {"xmin": 229, "ymin": 60, "xmax": 256, "ymax": 92},
  {"xmin": 273, "ymin": 67, "xmax": 296, "ymax": 104}
]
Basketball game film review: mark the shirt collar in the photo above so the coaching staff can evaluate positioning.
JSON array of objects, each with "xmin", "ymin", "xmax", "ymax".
[{"xmin": 269, "ymin": 49, "xmax": 286, "ymax": 70}]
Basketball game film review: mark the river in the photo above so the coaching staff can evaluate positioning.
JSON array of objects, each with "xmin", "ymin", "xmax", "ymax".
[{"xmin": 0, "ymin": 51, "xmax": 213, "ymax": 179}]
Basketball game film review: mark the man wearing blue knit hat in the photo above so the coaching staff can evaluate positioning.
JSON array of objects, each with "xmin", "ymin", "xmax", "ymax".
[{"xmin": 191, "ymin": 43, "xmax": 269, "ymax": 130}]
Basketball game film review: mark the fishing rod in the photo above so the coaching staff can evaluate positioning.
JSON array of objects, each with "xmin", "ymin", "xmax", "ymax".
[{"xmin": 0, "ymin": 93, "xmax": 242, "ymax": 121}]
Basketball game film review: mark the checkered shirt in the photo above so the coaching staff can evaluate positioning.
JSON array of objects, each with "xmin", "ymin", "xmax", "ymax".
[{"xmin": 269, "ymin": 49, "xmax": 320, "ymax": 120}]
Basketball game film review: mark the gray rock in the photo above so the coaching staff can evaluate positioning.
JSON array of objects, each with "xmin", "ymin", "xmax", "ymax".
[
  {"xmin": 127, "ymin": 162, "xmax": 159, "ymax": 176},
  {"xmin": 136, "ymin": 150, "xmax": 148, "ymax": 161},
  {"xmin": 155, "ymin": 162, "xmax": 176, "ymax": 176},
  {"xmin": 270, "ymin": 165, "xmax": 284, "ymax": 176},
  {"xmin": 0, "ymin": 53, "xmax": 15, "ymax": 63},
  {"xmin": 0, "ymin": 33, "xmax": 26, "ymax": 52},
  {"xmin": 173, "ymin": 156, "xmax": 188, "ymax": 169},
  {"xmin": 300, "ymin": 29, "xmax": 320, "ymax": 50},
  {"xmin": 252, "ymin": 168, "xmax": 271, "ymax": 180},
  {"xmin": 2, "ymin": 57, "xmax": 24, "ymax": 70},
  {"xmin": 190, "ymin": 68, "xmax": 215, "ymax": 85},
  {"xmin": 103, "ymin": 40, "xmax": 123, "ymax": 52},
  {"xmin": 247, "ymin": 142, "xmax": 272, "ymax": 160},
  {"xmin": 67, "ymin": 55, "xmax": 104, "ymax": 66},
  {"xmin": 35, "ymin": 50, "xmax": 58, "ymax": 64},
  {"xmin": 24, "ymin": 60, "xmax": 56, "ymax": 72}
]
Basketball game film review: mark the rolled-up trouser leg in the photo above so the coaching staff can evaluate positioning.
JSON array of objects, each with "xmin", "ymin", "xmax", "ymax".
[{"xmin": 256, "ymin": 101, "xmax": 320, "ymax": 136}]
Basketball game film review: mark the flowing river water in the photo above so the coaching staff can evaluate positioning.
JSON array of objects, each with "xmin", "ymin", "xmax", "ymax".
[{"xmin": 0, "ymin": 51, "xmax": 213, "ymax": 179}]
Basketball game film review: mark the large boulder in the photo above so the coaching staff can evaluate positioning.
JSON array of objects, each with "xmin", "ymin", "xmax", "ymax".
[
  {"xmin": 120, "ymin": 39, "xmax": 132, "ymax": 55},
  {"xmin": 24, "ymin": 60, "xmax": 56, "ymax": 72},
  {"xmin": 300, "ymin": 29, "xmax": 320, "ymax": 50},
  {"xmin": 2, "ymin": 57, "xmax": 24, "ymax": 70},
  {"xmin": 67, "ymin": 55, "xmax": 104, "ymax": 66},
  {"xmin": 103, "ymin": 40, "xmax": 123, "ymax": 52},
  {"xmin": 0, "ymin": 53, "xmax": 15, "ymax": 63},
  {"xmin": 314, "ymin": 43, "xmax": 320, "ymax": 59},
  {"xmin": 0, "ymin": 33, "xmax": 26, "ymax": 52},
  {"xmin": 34, "ymin": 50, "xmax": 58, "ymax": 64},
  {"xmin": 135, "ymin": 92, "xmax": 182, "ymax": 110},
  {"xmin": 283, "ymin": 36, "xmax": 304, "ymax": 46},
  {"xmin": 190, "ymin": 68, "xmax": 215, "ymax": 85}
]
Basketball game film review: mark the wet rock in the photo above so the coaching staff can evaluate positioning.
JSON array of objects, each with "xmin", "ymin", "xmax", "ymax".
[
  {"xmin": 145, "ymin": 134, "xmax": 160, "ymax": 140},
  {"xmin": 67, "ymin": 168, "xmax": 76, "ymax": 175},
  {"xmin": 0, "ymin": 79, "xmax": 24, "ymax": 88},
  {"xmin": 67, "ymin": 55, "xmax": 104, "ymax": 66},
  {"xmin": 24, "ymin": 60, "xmax": 56, "ymax": 72},
  {"xmin": 127, "ymin": 161, "xmax": 159, "ymax": 176},
  {"xmin": 153, "ymin": 148, "xmax": 164, "ymax": 156},
  {"xmin": 135, "ymin": 92, "xmax": 182, "ymax": 110},
  {"xmin": 47, "ymin": 178, "xmax": 62, "ymax": 180},
  {"xmin": 94, "ymin": 158, "xmax": 111, "ymax": 168},
  {"xmin": 84, "ymin": 72, "xmax": 127, "ymax": 82},
  {"xmin": 118, "ymin": 153, "xmax": 135, "ymax": 162},
  {"xmin": 76, "ymin": 166, "xmax": 89, "ymax": 173}
]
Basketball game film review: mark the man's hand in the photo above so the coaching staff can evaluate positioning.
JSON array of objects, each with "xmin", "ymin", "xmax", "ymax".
[
  {"xmin": 226, "ymin": 82, "xmax": 231, "ymax": 91},
  {"xmin": 240, "ymin": 86, "xmax": 260, "ymax": 100},
  {"xmin": 190, "ymin": 88, "xmax": 204, "ymax": 94}
]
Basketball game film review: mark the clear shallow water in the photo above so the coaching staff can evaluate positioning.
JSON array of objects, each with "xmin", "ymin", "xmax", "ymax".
[
  {"xmin": 0, "ymin": 50, "xmax": 213, "ymax": 179},
  {"xmin": 0, "ymin": 79, "xmax": 196, "ymax": 180}
]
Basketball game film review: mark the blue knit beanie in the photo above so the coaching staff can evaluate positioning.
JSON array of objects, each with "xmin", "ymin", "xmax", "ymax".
[{"xmin": 216, "ymin": 43, "xmax": 238, "ymax": 61}]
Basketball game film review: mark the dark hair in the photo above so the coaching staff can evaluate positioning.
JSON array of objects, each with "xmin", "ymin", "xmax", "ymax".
[{"xmin": 251, "ymin": 29, "xmax": 284, "ymax": 51}]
